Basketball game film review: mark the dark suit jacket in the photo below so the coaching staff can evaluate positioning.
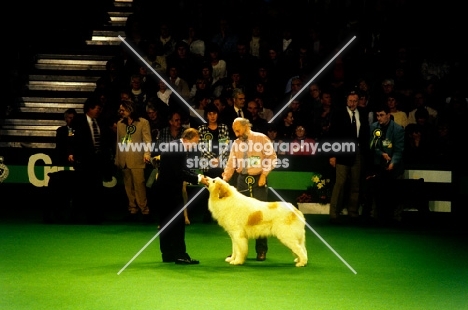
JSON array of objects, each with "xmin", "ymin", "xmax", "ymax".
[
  {"xmin": 55, "ymin": 125, "xmax": 73, "ymax": 166},
  {"xmin": 328, "ymin": 106, "xmax": 370, "ymax": 166},
  {"xmin": 220, "ymin": 105, "xmax": 253, "ymax": 140},
  {"xmin": 156, "ymin": 139, "xmax": 199, "ymax": 205},
  {"xmin": 69, "ymin": 114, "xmax": 114, "ymax": 181}
]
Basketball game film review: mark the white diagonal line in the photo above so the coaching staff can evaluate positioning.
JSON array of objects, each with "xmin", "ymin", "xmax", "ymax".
[
  {"xmin": 269, "ymin": 36, "xmax": 357, "ymax": 123},
  {"xmin": 117, "ymin": 187, "xmax": 206, "ymax": 275},
  {"xmin": 268, "ymin": 187, "xmax": 357, "ymax": 274},
  {"xmin": 118, "ymin": 35, "xmax": 206, "ymax": 124}
]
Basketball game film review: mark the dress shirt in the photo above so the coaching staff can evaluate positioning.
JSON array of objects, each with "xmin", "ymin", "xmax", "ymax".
[
  {"xmin": 346, "ymin": 107, "xmax": 360, "ymax": 138},
  {"xmin": 235, "ymin": 107, "xmax": 244, "ymax": 118},
  {"xmin": 223, "ymin": 130, "xmax": 277, "ymax": 180}
]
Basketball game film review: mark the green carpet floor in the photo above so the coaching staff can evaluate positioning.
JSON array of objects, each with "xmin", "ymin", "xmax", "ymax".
[{"xmin": 1, "ymin": 212, "xmax": 467, "ymax": 310}]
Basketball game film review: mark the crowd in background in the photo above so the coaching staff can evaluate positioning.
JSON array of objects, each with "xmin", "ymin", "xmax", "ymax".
[
  {"xmin": 14, "ymin": 0, "xmax": 465, "ymax": 225},
  {"xmin": 74, "ymin": 0, "xmax": 466, "ymax": 172}
]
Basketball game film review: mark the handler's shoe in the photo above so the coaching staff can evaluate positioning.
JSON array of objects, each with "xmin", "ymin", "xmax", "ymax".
[{"xmin": 256, "ymin": 252, "xmax": 266, "ymax": 261}]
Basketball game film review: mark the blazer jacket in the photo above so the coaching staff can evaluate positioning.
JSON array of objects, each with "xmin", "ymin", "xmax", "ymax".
[
  {"xmin": 156, "ymin": 139, "xmax": 199, "ymax": 196},
  {"xmin": 115, "ymin": 117, "xmax": 152, "ymax": 169},
  {"xmin": 328, "ymin": 106, "xmax": 370, "ymax": 166},
  {"xmin": 220, "ymin": 105, "xmax": 253, "ymax": 140},
  {"xmin": 69, "ymin": 114, "xmax": 113, "ymax": 168}
]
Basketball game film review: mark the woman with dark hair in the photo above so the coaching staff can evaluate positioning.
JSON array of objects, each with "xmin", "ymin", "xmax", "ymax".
[
  {"xmin": 197, "ymin": 102, "xmax": 230, "ymax": 222},
  {"xmin": 197, "ymin": 102, "xmax": 230, "ymax": 178},
  {"xmin": 115, "ymin": 100, "xmax": 153, "ymax": 221}
]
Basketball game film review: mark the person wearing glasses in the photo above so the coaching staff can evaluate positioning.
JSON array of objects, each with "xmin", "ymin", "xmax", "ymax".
[
  {"xmin": 115, "ymin": 100, "xmax": 152, "ymax": 222},
  {"xmin": 289, "ymin": 125, "xmax": 316, "ymax": 156}
]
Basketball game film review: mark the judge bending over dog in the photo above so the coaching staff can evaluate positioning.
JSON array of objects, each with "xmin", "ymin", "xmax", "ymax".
[{"xmin": 154, "ymin": 128, "xmax": 209, "ymax": 265}]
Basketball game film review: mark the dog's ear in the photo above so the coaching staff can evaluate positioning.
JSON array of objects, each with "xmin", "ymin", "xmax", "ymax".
[{"xmin": 216, "ymin": 180, "xmax": 230, "ymax": 199}]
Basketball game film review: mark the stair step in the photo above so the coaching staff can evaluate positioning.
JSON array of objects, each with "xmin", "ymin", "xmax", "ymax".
[
  {"xmin": 2, "ymin": 119, "xmax": 64, "ymax": 126},
  {"xmin": 19, "ymin": 97, "xmax": 89, "ymax": 103},
  {"xmin": 0, "ymin": 0, "xmax": 132, "ymax": 149},
  {"xmin": 13, "ymin": 97, "xmax": 86, "ymax": 113},
  {"xmin": 92, "ymin": 30, "xmax": 126, "ymax": 36},
  {"xmin": 34, "ymin": 63, "xmax": 106, "ymax": 71},
  {"xmin": 34, "ymin": 54, "xmax": 112, "ymax": 71},
  {"xmin": 29, "ymin": 75, "xmax": 101, "ymax": 82},
  {"xmin": 107, "ymin": 21, "xmax": 126, "ymax": 28},
  {"xmin": 0, "ymin": 142, "xmax": 55, "ymax": 149},
  {"xmin": 27, "ymin": 75, "xmax": 99, "ymax": 92},
  {"xmin": 15, "ymin": 104, "xmax": 84, "ymax": 114},
  {"xmin": 0, "ymin": 129, "xmax": 57, "ymax": 137},
  {"xmin": 36, "ymin": 54, "xmax": 114, "ymax": 60},
  {"xmin": 107, "ymin": 11, "xmax": 132, "ymax": 18},
  {"xmin": 27, "ymin": 82, "xmax": 97, "ymax": 92},
  {"xmin": 21, "ymin": 90, "xmax": 95, "ymax": 99},
  {"xmin": 86, "ymin": 40, "xmax": 123, "ymax": 46},
  {"xmin": 114, "ymin": 2, "xmax": 132, "ymax": 8}
]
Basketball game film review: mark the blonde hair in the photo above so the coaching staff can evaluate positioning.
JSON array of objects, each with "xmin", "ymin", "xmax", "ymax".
[{"xmin": 182, "ymin": 127, "xmax": 200, "ymax": 140}]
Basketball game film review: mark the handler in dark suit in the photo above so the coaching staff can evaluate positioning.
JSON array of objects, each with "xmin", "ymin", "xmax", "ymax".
[
  {"xmin": 68, "ymin": 99, "xmax": 114, "ymax": 223},
  {"xmin": 364, "ymin": 104, "xmax": 405, "ymax": 224},
  {"xmin": 155, "ymin": 128, "xmax": 209, "ymax": 264},
  {"xmin": 328, "ymin": 91, "xmax": 370, "ymax": 223}
]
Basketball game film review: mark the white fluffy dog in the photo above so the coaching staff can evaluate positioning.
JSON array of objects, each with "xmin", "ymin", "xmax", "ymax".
[{"xmin": 206, "ymin": 177, "xmax": 307, "ymax": 267}]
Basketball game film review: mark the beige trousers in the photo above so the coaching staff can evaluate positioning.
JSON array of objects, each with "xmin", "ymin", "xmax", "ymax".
[{"xmin": 123, "ymin": 168, "xmax": 149, "ymax": 214}]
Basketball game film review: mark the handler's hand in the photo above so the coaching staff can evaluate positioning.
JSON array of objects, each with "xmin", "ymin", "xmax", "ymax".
[
  {"xmin": 329, "ymin": 157, "xmax": 336, "ymax": 168},
  {"xmin": 258, "ymin": 174, "xmax": 267, "ymax": 187},
  {"xmin": 199, "ymin": 176, "xmax": 209, "ymax": 186}
]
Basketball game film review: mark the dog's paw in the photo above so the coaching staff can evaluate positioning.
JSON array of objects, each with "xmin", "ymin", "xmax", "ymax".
[
  {"xmin": 229, "ymin": 260, "xmax": 244, "ymax": 265},
  {"xmin": 295, "ymin": 260, "xmax": 307, "ymax": 267},
  {"xmin": 225, "ymin": 256, "xmax": 233, "ymax": 262}
]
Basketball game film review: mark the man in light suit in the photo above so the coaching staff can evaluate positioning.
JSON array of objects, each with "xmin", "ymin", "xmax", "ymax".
[{"xmin": 364, "ymin": 104, "xmax": 405, "ymax": 225}]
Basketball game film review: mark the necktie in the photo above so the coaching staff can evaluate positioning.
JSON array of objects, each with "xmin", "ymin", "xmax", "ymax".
[
  {"xmin": 351, "ymin": 111, "xmax": 357, "ymax": 138},
  {"xmin": 92, "ymin": 118, "xmax": 100, "ymax": 150},
  {"xmin": 238, "ymin": 109, "xmax": 242, "ymax": 118},
  {"xmin": 241, "ymin": 141, "xmax": 248, "ymax": 174}
]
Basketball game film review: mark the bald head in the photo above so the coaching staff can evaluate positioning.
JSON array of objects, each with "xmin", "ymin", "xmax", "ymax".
[{"xmin": 232, "ymin": 117, "xmax": 252, "ymax": 140}]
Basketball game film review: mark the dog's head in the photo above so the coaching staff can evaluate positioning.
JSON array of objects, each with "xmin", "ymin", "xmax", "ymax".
[{"xmin": 206, "ymin": 177, "xmax": 233, "ymax": 199}]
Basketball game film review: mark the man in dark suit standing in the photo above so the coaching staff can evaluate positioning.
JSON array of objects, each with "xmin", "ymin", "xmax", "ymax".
[
  {"xmin": 220, "ymin": 88, "xmax": 252, "ymax": 140},
  {"xmin": 155, "ymin": 128, "xmax": 209, "ymax": 264},
  {"xmin": 328, "ymin": 91, "xmax": 370, "ymax": 224},
  {"xmin": 68, "ymin": 99, "xmax": 114, "ymax": 224}
]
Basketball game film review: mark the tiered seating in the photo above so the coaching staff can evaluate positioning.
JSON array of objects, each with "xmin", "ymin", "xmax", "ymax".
[{"xmin": 0, "ymin": 0, "xmax": 131, "ymax": 151}]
